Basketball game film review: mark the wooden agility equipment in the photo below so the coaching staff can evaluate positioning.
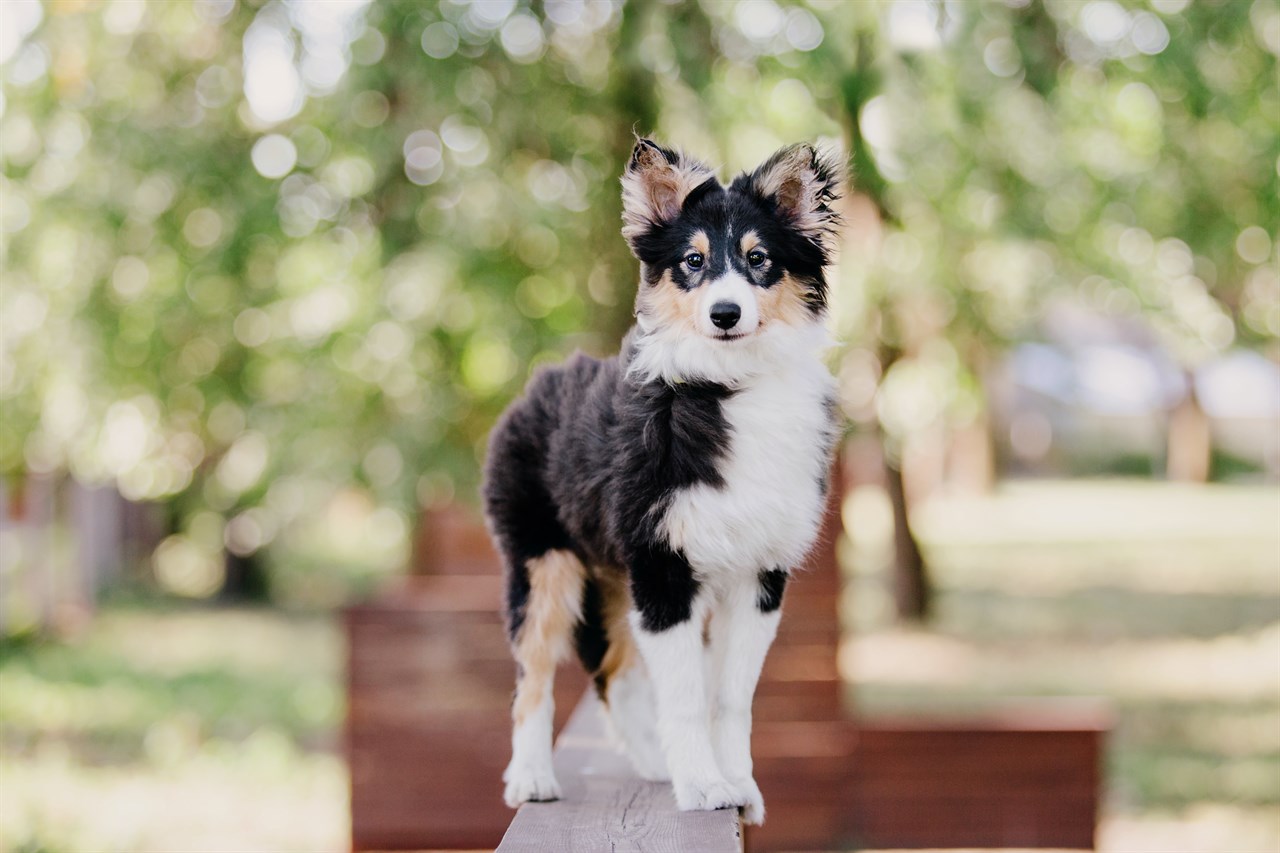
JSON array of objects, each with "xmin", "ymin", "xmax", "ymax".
[{"xmin": 345, "ymin": 461, "xmax": 1107, "ymax": 851}]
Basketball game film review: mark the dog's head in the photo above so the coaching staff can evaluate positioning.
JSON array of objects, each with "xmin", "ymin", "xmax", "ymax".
[{"xmin": 621, "ymin": 138, "xmax": 844, "ymax": 384}]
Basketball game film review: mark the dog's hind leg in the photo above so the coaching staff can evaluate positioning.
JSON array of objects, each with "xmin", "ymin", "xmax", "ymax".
[
  {"xmin": 503, "ymin": 549, "xmax": 586, "ymax": 808},
  {"xmin": 604, "ymin": 659, "xmax": 668, "ymax": 781},
  {"xmin": 574, "ymin": 569, "xmax": 668, "ymax": 781}
]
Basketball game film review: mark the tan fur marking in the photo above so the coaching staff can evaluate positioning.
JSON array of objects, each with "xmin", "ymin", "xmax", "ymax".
[
  {"xmin": 758, "ymin": 272, "xmax": 817, "ymax": 329},
  {"xmin": 592, "ymin": 569, "xmax": 636, "ymax": 694},
  {"xmin": 512, "ymin": 549, "xmax": 586, "ymax": 725},
  {"xmin": 637, "ymin": 269, "xmax": 700, "ymax": 332},
  {"xmin": 691, "ymin": 230, "xmax": 710, "ymax": 257},
  {"xmin": 739, "ymin": 230, "xmax": 761, "ymax": 255}
]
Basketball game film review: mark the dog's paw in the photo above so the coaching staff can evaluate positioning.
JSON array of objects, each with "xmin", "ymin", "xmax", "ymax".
[
  {"xmin": 730, "ymin": 776, "xmax": 765, "ymax": 825},
  {"xmin": 502, "ymin": 766, "xmax": 562, "ymax": 808},
  {"xmin": 673, "ymin": 776, "xmax": 747, "ymax": 812}
]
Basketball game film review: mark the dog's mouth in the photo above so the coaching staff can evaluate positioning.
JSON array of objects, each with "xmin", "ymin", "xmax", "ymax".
[{"xmin": 711, "ymin": 329, "xmax": 751, "ymax": 343}]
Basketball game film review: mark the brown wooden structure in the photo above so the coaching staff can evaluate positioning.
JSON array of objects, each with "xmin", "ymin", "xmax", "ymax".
[{"xmin": 346, "ymin": 469, "xmax": 1108, "ymax": 851}]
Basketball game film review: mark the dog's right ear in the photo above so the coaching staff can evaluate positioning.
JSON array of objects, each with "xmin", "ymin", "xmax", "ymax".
[{"xmin": 621, "ymin": 137, "xmax": 715, "ymax": 248}]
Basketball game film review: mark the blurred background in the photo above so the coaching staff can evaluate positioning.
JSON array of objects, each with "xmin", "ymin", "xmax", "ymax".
[{"xmin": 0, "ymin": 0, "xmax": 1277, "ymax": 850}]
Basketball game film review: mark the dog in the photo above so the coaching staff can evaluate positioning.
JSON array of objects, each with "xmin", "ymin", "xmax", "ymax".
[{"xmin": 482, "ymin": 137, "xmax": 843, "ymax": 825}]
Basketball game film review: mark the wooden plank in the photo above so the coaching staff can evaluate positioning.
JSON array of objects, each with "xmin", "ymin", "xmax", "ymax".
[
  {"xmin": 855, "ymin": 698, "xmax": 1113, "ymax": 733},
  {"xmin": 845, "ymin": 720, "xmax": 1105, "ymax": 851},
  {"xmin": 348, "ymin": 574, "xmax": 506, "ymax": 613},
  {"xmin": 346, "ymin": 604, "xmax": 588, "ymax": 852},
  {"xmin": 497, "ymin": 693, "xmax": 744, "ymax": 853}
]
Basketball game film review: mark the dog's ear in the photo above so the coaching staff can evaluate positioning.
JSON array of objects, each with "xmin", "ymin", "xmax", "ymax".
[
  {"xmin": 742, "ymin": 144, "xmax": 845, "ymax": 257},
  {"xmin": 621, "ymin": 137, "xmax": 715, "ymax": 247}
]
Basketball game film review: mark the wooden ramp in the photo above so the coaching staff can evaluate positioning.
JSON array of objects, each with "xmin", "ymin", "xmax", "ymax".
[{"xmin": 497, "ymin": 693, "xmax": 744, "ymax": 852}]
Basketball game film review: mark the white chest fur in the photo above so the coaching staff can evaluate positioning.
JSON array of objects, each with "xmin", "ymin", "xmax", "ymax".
[{"xmin": 661, "ymin": 359, "xmax": 835, "ymax": 580}]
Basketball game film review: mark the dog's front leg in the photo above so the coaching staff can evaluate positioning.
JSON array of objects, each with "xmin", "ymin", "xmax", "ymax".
[
  {"xmin": 708, "ymin": 569, "xmax": 786, "ymax": 825},
  {"xmin": 629, "ymin": 573, "xmax": 743, "ymax": 813}
]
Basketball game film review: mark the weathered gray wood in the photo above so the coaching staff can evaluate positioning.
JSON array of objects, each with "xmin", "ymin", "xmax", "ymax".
[{"xmin": 497, "ymin": 693, "xmax": 744, "ymax": 853}]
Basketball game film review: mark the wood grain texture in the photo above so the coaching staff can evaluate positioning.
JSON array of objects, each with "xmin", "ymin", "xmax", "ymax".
[{"xmin": 497, "ymin": 693, "xmax": 744, "ymax": 853}]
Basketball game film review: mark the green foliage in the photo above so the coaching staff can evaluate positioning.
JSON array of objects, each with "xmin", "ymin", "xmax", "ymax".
[
  {"xmin": 1, "ymin": 0, "xmax": 1275, "ymax": 583},
  {"xmin": 0, "ymin": 606, "xmax": 340, "ymax": 747}
]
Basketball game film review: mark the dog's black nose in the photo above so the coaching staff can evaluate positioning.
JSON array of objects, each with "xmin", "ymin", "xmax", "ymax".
[{"xmin": 710, "ymin": 301, "xmax": 741, "ymax": 330}]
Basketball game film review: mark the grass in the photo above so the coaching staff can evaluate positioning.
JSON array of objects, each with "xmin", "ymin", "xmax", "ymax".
[
  {"xmin": 0, "ymin": 604, "xmax": 346, "ymax": 853},
  {"xmin": 1, "ymin": 479, "xmax": 1275, "ymax": 851},
  {"xmin": 841, "ymin": 479, "xmax": 1280, "ymax": 853}
]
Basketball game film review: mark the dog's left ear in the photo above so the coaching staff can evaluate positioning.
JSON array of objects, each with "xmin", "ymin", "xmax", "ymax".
[{"xmin": 741, "ymin": 144, "xmax": 845, "ymax": 257}]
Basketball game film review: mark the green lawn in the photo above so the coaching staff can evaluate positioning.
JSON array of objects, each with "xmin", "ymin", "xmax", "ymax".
[
  {"xmin": 1, "ymin": 480, "xmax": 1276, "ymax": 852},
  {"xmin": 842, "ymin": 479, "xmax": 1280, "ymax": 853},
  {"xmin": 0, "ymin": 606, "xmax": 346, "ymax": 853}
]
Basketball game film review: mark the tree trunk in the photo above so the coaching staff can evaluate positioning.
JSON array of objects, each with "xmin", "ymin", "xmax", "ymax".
[
  {"xmin": 950, "ymin": 350, "xmax": 999, "ymax": 494},
  {"xmin": 219, "ymin": 549, "xmax": 269, "ymax": 602},
  {"xmin": 1166, "ymin": 370, "xmax": 1212, "ymax": 482},
  {"xmin": 835, "ymin": 31, "xmax": 930, "ymax": 621},
  {"xmin": 949, "ymin": 409, "xmax": 998, "ymax": 494},
  {"xmin": 883, "ymin": 439, "xmax": 931, "ymax": 622}
]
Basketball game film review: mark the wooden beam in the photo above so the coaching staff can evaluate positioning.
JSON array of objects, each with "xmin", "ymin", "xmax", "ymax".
[{"xmin": 497, "ymin": 692, "xmax": 745, "ymax": 853}]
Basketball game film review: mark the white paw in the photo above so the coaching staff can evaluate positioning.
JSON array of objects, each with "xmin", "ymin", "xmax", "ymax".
[
  {"xmin": 730, "ymin": 776, "xmax": 765, "ymax": 825},
  {"xmin": 673, "ymin": 776, "xmax": 747, "ymax": 812},
  {"xmin": 502, "ymin": 764, "xmax": 562, "ymax": 808}
]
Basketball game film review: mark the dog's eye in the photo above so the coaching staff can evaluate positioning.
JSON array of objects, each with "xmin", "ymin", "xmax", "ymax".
[
  {"xmin": 685, "ymin": 253, "xmax": 704, "ymax": 270},
  {"xmin": 747, "ymin": 250, "xmax": 767, "ymax": 268}
]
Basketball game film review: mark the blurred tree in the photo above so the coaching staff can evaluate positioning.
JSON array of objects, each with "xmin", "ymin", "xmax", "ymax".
[
  {"xmin": 797, "ymin": 0, "xmax": 1276, "ymax": 614},
  {"xmin": 2, "ymin": 0, "xmax": 1275, "ymax": 610},
  {"xmin": 2, "ymin": 0, "xmax": 649, "ymax": 598},
  {"xmin": 988, "ymin": 0, "xmax": 1279, "ymax": 482},
  {"xmin": 812, "ymin": 6, "xmax": 936, "ymax": 621}
]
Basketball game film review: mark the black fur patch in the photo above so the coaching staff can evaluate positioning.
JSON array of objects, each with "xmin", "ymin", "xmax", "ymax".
[
  {"xmin": 681, "ymin": 176, "xmax": 721, "ymax": 213},
  {"xmin": 757, "ymin": 569, "xmax": 788, "ymax": 613},
  {"xmin": 609, "ymin": 374, "xmax": 734, "ymax": 632},
  {"xmin": 629, "ymin": 539, "xmax": 702, "ymax": 633},
  {"xmin": 573, "ymin": 576, "xmax": 610, "ymax": 697}
]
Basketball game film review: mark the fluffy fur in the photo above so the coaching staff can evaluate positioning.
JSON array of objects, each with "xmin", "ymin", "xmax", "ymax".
[{"xmin": 483, "ymin": 137, "xmax": 844, "ymax": 824}]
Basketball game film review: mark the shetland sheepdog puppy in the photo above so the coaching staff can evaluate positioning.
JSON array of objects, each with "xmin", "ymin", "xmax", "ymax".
[{"xmin": 483, "ymin": 138, "xmax": 843, "ymax": 824}]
